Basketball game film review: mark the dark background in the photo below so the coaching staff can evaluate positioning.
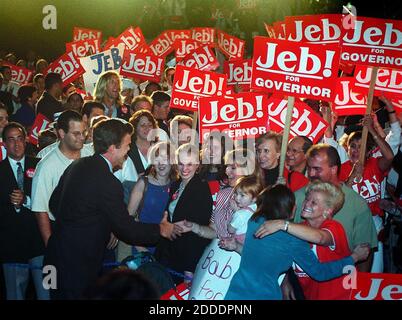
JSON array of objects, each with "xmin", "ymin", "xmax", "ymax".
[{"xmin": 0, "ymin": 0, "xmax": 401, "ymax": 62}]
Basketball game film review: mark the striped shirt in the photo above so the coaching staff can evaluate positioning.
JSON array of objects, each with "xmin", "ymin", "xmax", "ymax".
[{"xmin": 210, "ymin": 186, "xmax": 234, "ymax": 238}]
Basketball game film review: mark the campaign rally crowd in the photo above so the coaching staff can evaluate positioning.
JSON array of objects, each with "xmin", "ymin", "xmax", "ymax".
[{"xmin": 1, "ymin": 5, "xmax": 402, "ymax": 301}]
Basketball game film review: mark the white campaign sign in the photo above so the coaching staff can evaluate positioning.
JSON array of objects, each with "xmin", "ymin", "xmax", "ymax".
[
  {"xmin": 80, "ymin": 44, "xmax": 125, "ymax": 95},
  {"xmin": 189, "ymin": 239, "xmax": 241, "ymax": 300}
]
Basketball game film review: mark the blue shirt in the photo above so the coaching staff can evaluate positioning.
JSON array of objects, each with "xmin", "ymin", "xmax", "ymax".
[{"xmin": 225, "ymin": 217, "xmax": 354, "ymax": 300}]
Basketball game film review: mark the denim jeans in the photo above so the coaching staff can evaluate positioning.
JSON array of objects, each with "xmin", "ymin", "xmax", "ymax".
[{"xmin": 2, "ymin": 255, "xmax": 49, "ymax": 300}]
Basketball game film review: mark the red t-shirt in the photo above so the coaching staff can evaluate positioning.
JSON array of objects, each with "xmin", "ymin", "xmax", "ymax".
[
  {"xmin": 295, "ymin": 219, "xmax": 352, "ymax": 300},
  {"xmin": 284, "ymin": 167, "xmax": 309, "ymax": 192},
  {"xmin": 339, "ymin": 157, "xmax": 387, "ymax": 216}
]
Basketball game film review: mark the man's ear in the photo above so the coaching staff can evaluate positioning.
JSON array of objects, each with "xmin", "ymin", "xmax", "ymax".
[
  {"xmin": 57, "ymin": 128, "xmax": 65, "ymax": 140},
  {"xmin": 82, "ymin": 114, "xmax": 88, "ymax": 126}
]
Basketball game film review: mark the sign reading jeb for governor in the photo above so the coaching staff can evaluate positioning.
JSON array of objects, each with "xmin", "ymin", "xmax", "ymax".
[
  {"xmin": 198, "ymin": 92, "xmax": 269, "ymax": 142},
  {"xmin": 341, "ymin": 17, "xmax": 402, "ymax": 69},
  {"xmin": 251, "ymin": 37, "xmax": 340, "ymax": 101},
  {"xmin": 170, "ymin": 65, "xmax": 227, "ymax": 112}
]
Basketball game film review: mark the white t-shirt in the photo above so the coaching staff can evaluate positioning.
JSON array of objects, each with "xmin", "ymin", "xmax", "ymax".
[
  {"xmin": 31, "ymin": 146, "xmax": 90, "ymax": 220},
  {"xmin": 230, "ymin": 203, "xmax": 257, "ymax": 235},
  {"xmin": 37, "ymin": 141, "xmax": 94, "ymax": 159}
]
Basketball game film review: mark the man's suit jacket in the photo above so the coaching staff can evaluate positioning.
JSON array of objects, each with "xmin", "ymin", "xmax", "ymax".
[
  {"xmin": 45, "ymin": 154, "xmax": 160, "ymax": 299},
  {"xmin": 0, "ymin": 156, "xmax": 44, "ymax": 263}
]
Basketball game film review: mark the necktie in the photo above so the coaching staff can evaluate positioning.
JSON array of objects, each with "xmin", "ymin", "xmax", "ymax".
[{"xmin": 16, "ymin": 162, "xmax": 24, "ymax": 191}]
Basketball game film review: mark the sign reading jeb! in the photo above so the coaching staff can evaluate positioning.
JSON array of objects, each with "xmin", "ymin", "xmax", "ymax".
[
  {"xmin": 121, "ymin": 51, "xmax": 164, "ymax": 83},
  {"xmin": 285, "ymin": 14, "xmax": 344, "ymax": 44},
  {"xmin": 217, "ymin": 30, "xmax": 245, "ymax": 60},
  {"xmin": 174, "ymin": 39, "xmax": 203, "ymax": 61},
  {"xmin": 44, "ymin": 51, "xmax": 85, "ymax": 87},
  {"xmin": 191, "ymin": 27, "xmax": 215, "ymax": 45},
  {"xmin": 334, "ymin": 77, "xmax": 367, "ymax": 116},
  {"xmin": 251, "ymin": 37, "xmax": 340, "ymax": 101},
  {"xmin": 351, "ymin": 272, "xmax": 402, "ymax": 300},
  {"xmin": 170, "ymin": 65, "xmax": 227, "ymax": 112},
  {"xmin": 149, "ymin": 30, "xmax": 191, "ymax": 58},
  {"xmin": 178, "ymin": 45, "xmax": 219, "ymax": 71},
  {"xmin": 341, "ymin": 17, "xmax": 402, "ymax": 69},
  {"xmin": 66, "ymin": 39, "xmax": 101, "ymax": 57},
  {"xmin": 115, "ymin": 26, "xmax": 148, "ymax": 53},
  {"xmin": 198, "ymin": 92, "xmax": 269, "ymax": 142},
  {"xmin": 224, "ymin": 59, "xmax": 252, "ymax": 90},
  {"xmin": 267, "ymin": 96, "xmax": 328, "ymax": 143},
  {"xmin": 73, "ymin": 27, "xmax": 102, "ymax": 42},
  {"xmin": 4, "ymin": 63, "xmax": 33, "ymax": 85},
  {"xmin": 80, "ymin": 44, "xmax": 125, "ymax": 94},
  {"xmin": 353, "ymin": 65, "xmax": 402, "ymax": 98},
  {"xmin": 29, "ymin": 114, "xmax": 51, "ymax": 145}
]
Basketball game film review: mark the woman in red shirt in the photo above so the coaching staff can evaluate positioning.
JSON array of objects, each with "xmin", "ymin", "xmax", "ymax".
[{"xmin": 255, "ymin": 181, "xmax": 354, "ymax": 300}]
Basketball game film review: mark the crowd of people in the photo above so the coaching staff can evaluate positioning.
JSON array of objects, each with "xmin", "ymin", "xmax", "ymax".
[{"xmin": 0, "ymin": 42, "xmax": 401, "ymax": 301}]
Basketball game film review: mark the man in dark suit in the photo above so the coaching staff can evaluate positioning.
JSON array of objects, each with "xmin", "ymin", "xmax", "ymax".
[
  {"xmin": 45, "ymin": 118, "xmax": 178, "ymax": 300},
  {"xmin": 0, "ymin": 122, "xmax": 48, "ymax": 299}
]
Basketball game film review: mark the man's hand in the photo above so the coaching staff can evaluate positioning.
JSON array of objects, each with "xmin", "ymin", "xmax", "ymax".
[
  {"xmin": 10, "ymin": 189, "xmax": 24, "ymax": 208},
  {"xmin": 351, "ymin": 243, "xmax": 370, "ymax": 263},
  {"xmin": 160, "ymin": 211, "xmax": 182, "ymax": 240}
]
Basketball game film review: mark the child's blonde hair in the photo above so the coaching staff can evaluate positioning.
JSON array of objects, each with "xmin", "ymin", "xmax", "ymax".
[{"xmin": 234, "ymin": 175, "xmax": 263, "ymax": 200}]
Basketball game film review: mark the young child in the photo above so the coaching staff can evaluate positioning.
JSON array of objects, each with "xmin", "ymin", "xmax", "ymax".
[{"xmin": 228, "ymin": 175, "xmax": 263, "ymax": 244}]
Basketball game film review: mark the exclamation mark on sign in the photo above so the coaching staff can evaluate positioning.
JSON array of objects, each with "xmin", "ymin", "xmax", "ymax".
[
  {"xmin": 237, "ymin": 41, "xmax": 244, "ymax": 58},
  {"xmin": 157, "ymin": 58, "xmax": 163, "ymax": 76},
  {"xmin": 69, "ymin": 52, "xmax": 80, "ymax": 68},
  {"xmin": 217, "ymin": 77, "xmax": 225, "ymax": 96},
  {"xmin": 323, "ymin": 51, "xmax": 335, "ymax": 78},
  {"xmin": 205, "ymin": 46, "xmax": 214, "ymax": 62},
  {"xmin": 255, "ymin": 95, "xmax": 264, "ymax": 118}
]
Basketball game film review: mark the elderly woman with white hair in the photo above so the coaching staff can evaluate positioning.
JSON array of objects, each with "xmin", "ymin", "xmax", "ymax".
[{"xmin": 255, "ymin": 181, "xmax": 356, "ymax": 300}]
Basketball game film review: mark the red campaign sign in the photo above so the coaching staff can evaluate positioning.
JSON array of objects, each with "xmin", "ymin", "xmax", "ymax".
[
  {"xmin": 65, "ymin": 39, "xmax": 101, "ymax": 57},
  {"xmin": 29, "ymin": 114, "xmax": 51, "ymax": 145},
  {"xmin": 223, "ymin": 59, "xmax": 252, "ymax": 91},
  {"xmin": 273, "ymin": 21, "xmax": 286, "ymax": 40},
  {"xmin": 4, "ymin": 63, "xmax": 33, "ymax": 85},
  {"xmin": 267, "ymin": 96, "xmax": 328, "ymax": 143},
  {"xmin": 217, "ymin": 30, "xmax": 245, "ymax": 60},
  {"xmin": 160, "ymin": 283, "xmax": 189, "ymax": 300},
  {"xmin": 174, "ymin": 39, "xmax": 203, "ymax": 61},
  {"xmin": 103, "ymin": 37, "xmax": 116, "ymax": 50},
  {"xmin": 390, "ymin": 98, "xmax": 402, "ymax": 113},
  {"xmin": 148, "ymin": 29, "xmax": 191, "ymax": 58},
  {"xmin": 341, "ymin": 17, "xmax": 402, "ymax": 69},
  {"xmin": 251, "ymin": 37, "xmax": 341, "ymax": 101},
  {"xmin": 339, "ymin": 61, "xmax": 355, "ymax": 75},
  {"xmin": 333, "ymin": 77, "xmax": 367, "ymax": 116},
  {"xmin": 115, "ymin": 26, "xmax": 147, "ymax": 52},
  {"xmin": 264, "ymin": 23, "xmax": 276, "ymax": 38},
  {"xmin": 353, "ymin": 65, "xmax": 402, "ymax": 98},
  {"xmin": 350, "ymin": 272, "xmax": 402, "ymax": 300},
  {"xmin": 73, "ymin": 27, "xmax": 102, "ymax": 42},
  {"xmin": 44, "ymin": 51, "xmax": 85, "ymax": 87},
  {"xmin": 191, "ymin": 27, "xmax": 216, "ymax": 45},
  {"xmin": 285, "ymin": 14, "xmax": 344, "ymax": 44},
  {"xmin": 148, "ymin": 31, "xmax": 177, "ymax": 58},
  {"xmin": 170, "ymin": 65, "xmax": 227, "ymax": 112},
  {"xmin": 198, "ymin": 92, "xmax": 269, "ymax": 142},
  {"xmin": 120, "ymin": 50, "xmax": 164, "ymax": 83},
  {"xmin": 178, "ymin": 45, "xmax": 219, "ymax": 71}
]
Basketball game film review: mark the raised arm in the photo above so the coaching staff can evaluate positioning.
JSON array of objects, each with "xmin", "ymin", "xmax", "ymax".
[{"xmin": 255, "ymin": 220, "xmax": 334, "ymax": 246}]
